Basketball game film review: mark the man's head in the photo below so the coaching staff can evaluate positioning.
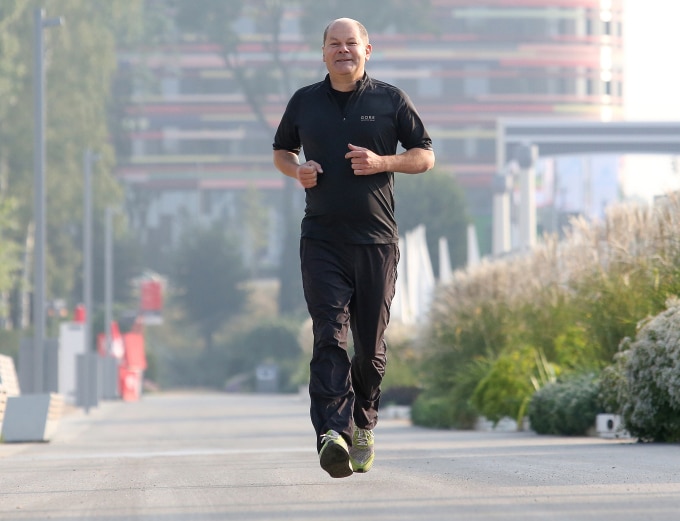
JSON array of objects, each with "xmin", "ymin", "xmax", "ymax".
[{"xmin": 322, "ymin": 18, "xmax": 372, "ymax": 87}]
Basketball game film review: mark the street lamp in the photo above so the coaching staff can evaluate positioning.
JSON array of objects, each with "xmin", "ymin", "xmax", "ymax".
[
  {"xmin": 104, "ymin": 206, "xmax": 121, "ymax": 356},
  {"xmin": 83, "ymin": 149, "xmax": 99, "ymax": 356},
  {"xmin": 32, "ymin": 8, "xmax": 63, "ymax": 393}
]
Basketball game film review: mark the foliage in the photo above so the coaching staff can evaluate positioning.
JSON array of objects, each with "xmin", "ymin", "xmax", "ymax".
[
  {"xmin": 379, "ymin": 327, "xmax": 423, "ymax": 406},
  {"xmin": 0, "ymin": 196, "xmax": 22, "ymax": 313},
  {"xmin": 223, "ymin": 318, "xmax": 303, "ymax": 393},
  {"xmin": 603, "ymin": 298, "xmax": 680, "ymax": 442},
  {"xmin": 527, "ymin": 373, "xmax": 601, "ymax": 436},
  {"xmin": 0, "ymin": 329, "xmax": 22, "ymax": 365},
  {"xmin": 598, "ymin": 349, "xmax": 629, "ymax": 415},
  {"xmin": 412, "ymin": 357, "xmax": 490, "ymax": 429},
  {"xmin": 147, "ymin": 312, "xmax": 304, "ymax": 392},
  {"xmin": 171, "ymin": 225, "xmax": 247, "ymax": 352},
  {"xmin": 165, "ymin": 0, "xmax": 437, "ymax": 316},
  {"xmin": 297, "ymin": 0, "xmax": 435, "ymax": 45},
  {"xmin": 410, "ymin": 394, "xmax": 462, "ymax": 429},
  {"xmin": 471, "ymin": 346, "xmax": 557, "ymax": 427},
  {"xmin": 417, "ymin": 195, "xmax": 680, "ymax": 430},
  {"xmin": 167, "ymin": 0, "xmax": 307, "ymax": 314},
  {"xmin": 240, "ymin": 185, "xmax": 271, "ymax": 277},
  {"xmin": 0, "ymin": 0, "xmax": 142, "ymax": 326},
  {"xmin": 395, "ymin": 170, "xmax": 470, "ymax": 273}
]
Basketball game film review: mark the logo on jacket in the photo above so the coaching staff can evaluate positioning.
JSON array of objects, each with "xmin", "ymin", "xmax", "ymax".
[{"xmin": 360, "ymin": 115, "xmax": 375, "ymax": 122}]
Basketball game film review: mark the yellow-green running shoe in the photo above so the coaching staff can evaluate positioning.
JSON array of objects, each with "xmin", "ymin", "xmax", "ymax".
[
  {"xmin": 349, "ymin": 426, "xmax": 375, "ymax": 473},
  {"xmin": 319, "ymin": 430, "xmax": 353, "ymax": 478}
]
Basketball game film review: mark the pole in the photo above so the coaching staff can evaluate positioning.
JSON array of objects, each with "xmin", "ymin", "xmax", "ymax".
[
  {"xmin": 105, "ymin": 207, "xmax": 114, "ymax": 355},
  {"xmin": 32, "ymin": 8, "xmax": 46, "ymax": 393},
  {"xmin": 32, "ymin": 8, "xmax": 63, "ymax": 394},
  {"xmin": 82, "ymin": 149, "xmax": 100, "ymax": 414},
  {"xmin": 83, "ymin": 150, "xmax": 98, "ymax": 354}
]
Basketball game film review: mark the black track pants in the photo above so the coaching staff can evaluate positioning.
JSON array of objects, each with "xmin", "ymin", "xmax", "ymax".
[{"xmin": 300, "ymin": 238, "xmax": 399, "ymax": 451}]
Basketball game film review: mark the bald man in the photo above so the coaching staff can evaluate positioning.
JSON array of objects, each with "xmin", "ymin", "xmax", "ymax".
[{"xmin": 273, "ymin": 18, "xmax": 434, "ymax": 478}]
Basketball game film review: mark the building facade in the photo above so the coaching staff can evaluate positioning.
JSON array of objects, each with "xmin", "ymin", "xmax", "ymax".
[{"xmin": 114, "ymin": 0, "xmax": 623, "ymax": 262}]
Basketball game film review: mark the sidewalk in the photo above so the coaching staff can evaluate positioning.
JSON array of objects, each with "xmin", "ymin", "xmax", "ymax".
[{"xmin": 1, "ymin": 392, "xmax": 679, "ymax": 521}]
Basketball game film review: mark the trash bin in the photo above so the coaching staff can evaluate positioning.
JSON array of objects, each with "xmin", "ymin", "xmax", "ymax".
[{"xmin": 118, "ymin": 331, "xmax": 146, "ymax": 402}]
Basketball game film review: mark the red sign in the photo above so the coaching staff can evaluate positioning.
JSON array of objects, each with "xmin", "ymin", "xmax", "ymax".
[{"xmin": 140, "ymin": 279, "xmax": 163, "ymax": 312}]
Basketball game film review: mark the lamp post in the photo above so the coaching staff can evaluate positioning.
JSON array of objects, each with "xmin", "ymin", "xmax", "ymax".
[
  {"xmin": 83, "ymin": 149, "xmax": 98, "ymax": 356},
  {"xmin": 104, "ymin": 207, "xmax": 117, "ymax": 355},
  {"xmin": 32, "ymin": 8, "xmax": 62, "ymax": 393}
]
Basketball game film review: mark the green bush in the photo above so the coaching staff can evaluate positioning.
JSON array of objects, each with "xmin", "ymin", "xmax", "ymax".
[
  {"xmin": 148, "ymin": 316, "xmax": 305, "ymax": 392},
  {"xmin": 224, "ymin": 318, "xmax": 303, "ymax": 393},
  {"xmin": 0, "ymin": 330, "xmax": 21, "ymax": 364},
  {"xmin": 411, "ymin": 393, "xmax": 476, "ymax": 429},
  {"xmin": 415, "ymin": 198, "xmax": 680, "ymax": 430},
  {"xmin": 381, "ymin": 385, "xmax": 421, "ymax": 406},
  {"xmin": 527, "ymin": 373, "xmax": 601, "ymax": 435},
  {"xmin": 471, "ymin": 346, "xmax": 547, "ymax": 426},
  {"xmin": 604, "ymin": 298, "xmax": 680, "ymax": 442}
]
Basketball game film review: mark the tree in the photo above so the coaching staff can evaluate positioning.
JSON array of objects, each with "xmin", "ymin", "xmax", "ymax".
[
  {"xmin": 166, "ymin": 0, "xmax": 434, "ymax": 315},
  {"xmin": 0, "ymin": 1, "xmax": 143, "ymax": 326},
  {"xmin": 297, "ymin": 0, "xmax": 435, "ymax": 41},
  {"xmin": 171, "ymin": 225, "xmax": 247, "ymax": 352},
  {"xmin": 0, "ymin": 196, "xmax": 22, "ymax": 320},
  {"xmin": 395, "ymin": 170, "xmax": 470, "ymax": 274},
  {"xmin": 241, "ymin": 185, "xmax": 271, "ymax": 277}
]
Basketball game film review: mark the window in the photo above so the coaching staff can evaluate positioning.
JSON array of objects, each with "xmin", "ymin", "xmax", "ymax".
[{"xmin": 464, "ymin": 64, "xmax": 489, "ymax": 97}]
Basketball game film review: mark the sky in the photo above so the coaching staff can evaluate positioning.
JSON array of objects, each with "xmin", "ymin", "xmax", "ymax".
[{"xmin": 622, "ymin": 0, "xmax": 680, "ymax": 202}]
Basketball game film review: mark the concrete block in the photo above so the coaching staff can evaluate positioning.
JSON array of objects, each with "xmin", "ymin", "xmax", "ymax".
[
  {"xmin": 596, "ymin": 413, "xmax": 631, "ymax": 439},
  {"xmin": 1, "ymin": 393, "xmax": 64, "ymax": 443}
]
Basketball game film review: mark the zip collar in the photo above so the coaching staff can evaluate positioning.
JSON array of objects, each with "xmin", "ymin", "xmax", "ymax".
[{"xmin": 323, "ymin": 73, "xmax": 369, "ymax": 94}]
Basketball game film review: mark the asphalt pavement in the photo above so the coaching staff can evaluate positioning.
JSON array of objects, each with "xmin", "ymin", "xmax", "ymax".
[{"xmin": 1, "ymin": 391, "xmax": 680, "ymax": 520}]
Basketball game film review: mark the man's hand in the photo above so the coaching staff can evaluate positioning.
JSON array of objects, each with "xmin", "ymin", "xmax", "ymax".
[
  {"xmin": 345, "ymin": 143, "xmax": 384, "ymax": 176},
  {"xmin": 296, "ymin": 160, "xmax": 323, "ymax": 188}
]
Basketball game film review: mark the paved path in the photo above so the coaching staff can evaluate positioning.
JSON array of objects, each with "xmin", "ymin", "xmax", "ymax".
[{"xmin": 1, "ymin": 392, "xmax": 680, "ymax": 520}]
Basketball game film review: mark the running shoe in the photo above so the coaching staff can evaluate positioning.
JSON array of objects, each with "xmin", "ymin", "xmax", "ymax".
[
  {"xmin": 319, "ymin": 430, "xmax": 353, "ymax": 478},
  {"xmin": 349, "ymin": 426, "xmax": 375, "ymax": 473}
]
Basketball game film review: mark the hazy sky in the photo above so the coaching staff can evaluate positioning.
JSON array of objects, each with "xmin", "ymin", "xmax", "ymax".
[
  {"xmin": 622, "ymin": 0, "xmax": 679, "ymax": 201},
  {"xmin": 624, "ymin": 0, "xmax": 680, "ymax": 120}
]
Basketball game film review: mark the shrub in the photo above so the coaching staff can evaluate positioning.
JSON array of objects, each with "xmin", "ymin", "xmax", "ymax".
[
  {"xmin": 411, "ymin": 393, "xmax": 476, "ymax": 429},
  {"xmin": 416, "ymin": 197, "xmax": 680, "ymax": 430},
  {"xmin": 471, "ymin": 348, "xmax": 533, "ymax": 425},
  {"xmin": 410, "ymin": 358, "xmax": 487, "ymax": 429},
  {"xmin": 527, "ymin": 373, "xmax": 601, "ymax": 435},
  {"xmin": 381, "ymin": 385, "xmax": 421, "ymax": 406},
  {"xmin": 225, "ymin": 319, "xmax": 303, "ymax": 393},
  {"xmin": 605, "ymin": 298, "xmax": 680, "ymax": 442}
]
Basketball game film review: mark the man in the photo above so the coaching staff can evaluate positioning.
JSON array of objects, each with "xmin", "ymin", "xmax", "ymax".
[{"xmin": 272, "ymin": 17, "xmax": 434, "ymax": 478}]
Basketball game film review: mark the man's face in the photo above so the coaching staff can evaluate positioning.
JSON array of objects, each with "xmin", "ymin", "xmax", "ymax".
[{"xmin": 322, "ymin": 20, "xmax": 371, "ymax": 82}]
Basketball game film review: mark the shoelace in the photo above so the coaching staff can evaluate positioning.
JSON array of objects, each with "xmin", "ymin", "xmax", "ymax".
[
  {"xmin": 354, "ymin": 429, "xmax": 373, "ymax": 447},
  {"xmin": 320, "ymin": 431, "xmax": 340, "ymax": 444}
]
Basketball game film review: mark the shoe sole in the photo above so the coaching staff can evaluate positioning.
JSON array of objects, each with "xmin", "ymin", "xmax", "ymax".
[
  {"xmin": 350, "ymin": 456, "xmax": 374, "ymax": 473},
  {"xmin": 319, "ymin": 443, "xmax": 353, "ymax": 478}
]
